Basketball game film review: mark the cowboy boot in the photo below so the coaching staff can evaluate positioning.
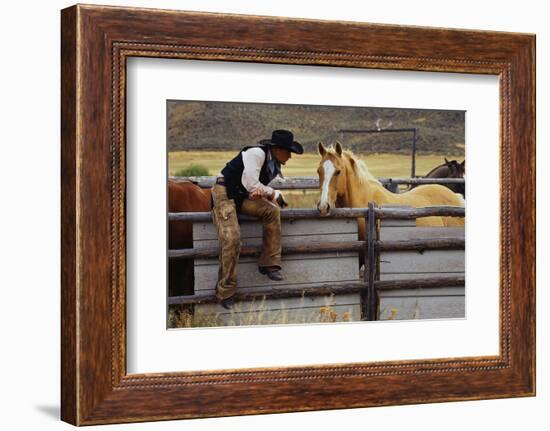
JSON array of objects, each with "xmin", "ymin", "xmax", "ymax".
[{"xmin": 259, "ymin": 266, "xmax": 284, "ymax": 281}]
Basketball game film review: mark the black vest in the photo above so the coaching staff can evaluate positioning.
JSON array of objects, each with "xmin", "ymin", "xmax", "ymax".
[{"xmin": 221, "ymin": 145, "xmax": 276, "ymax": 210}]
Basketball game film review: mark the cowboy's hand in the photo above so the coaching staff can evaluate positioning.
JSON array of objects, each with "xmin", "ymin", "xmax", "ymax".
[
  {"xmin": 272, "ymin": 190, "xmax": 288, "ymax": 208},
  {"xmin": 249, "ymin": 188, "xmax": 265, "ymax": 200}
]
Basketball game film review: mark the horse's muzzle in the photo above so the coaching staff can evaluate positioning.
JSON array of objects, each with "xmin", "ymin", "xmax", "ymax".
[{"xmin": 317, "ymin": 201, "xmax": 331, "ymax": 216}]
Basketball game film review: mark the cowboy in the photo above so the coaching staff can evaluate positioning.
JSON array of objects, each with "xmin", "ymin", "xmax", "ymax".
[{"xmin": 211, "ymin": 129, "xmax": 304, "ymax": 309}]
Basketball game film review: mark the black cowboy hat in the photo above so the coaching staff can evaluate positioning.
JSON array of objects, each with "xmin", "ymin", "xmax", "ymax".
[{"xmin": 259, "ymin": 129, "xmax": 303, "ymax": 154}]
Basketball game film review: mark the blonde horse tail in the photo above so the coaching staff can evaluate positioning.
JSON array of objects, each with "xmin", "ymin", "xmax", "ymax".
[
  {"xmin": 443, "ymin": 193, "xmax": 466, "ymax": 227},
  {"xmin": 455, "ymin": 193, "xmax": 465, "ymax": 207}
]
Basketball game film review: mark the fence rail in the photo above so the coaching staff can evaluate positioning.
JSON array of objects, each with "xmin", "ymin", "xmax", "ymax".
[
  {"xmin": 168, "ymin": 276, "xmax": 465, "ymax": 306},
  {"xmin": 169, "ymin": 237, "xmax": 465, "ymax": 259},
  {"xmin": 168, "ymin": 206, "xmax": 465, "ymax": 222},
  {"xmin": 170, "ymin": 175, "xmax": 465, "ymax": 190}
]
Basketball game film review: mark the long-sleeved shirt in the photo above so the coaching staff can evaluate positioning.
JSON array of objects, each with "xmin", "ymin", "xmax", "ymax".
[{"xmin": 240, "ymin": 147, "xmax": 283, "ymax": 197}]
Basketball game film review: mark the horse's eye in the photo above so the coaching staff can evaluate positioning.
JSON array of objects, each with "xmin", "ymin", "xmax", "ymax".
[{"xmin": 335, "ymin": 170, "xmax": 341, "ymax": 176}]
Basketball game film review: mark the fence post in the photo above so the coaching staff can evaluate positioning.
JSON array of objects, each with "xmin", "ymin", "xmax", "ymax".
[
  {"xmin": 360, "ymin": 202, "xmax": 378, "ymax": 321},
  {"xmin": 367, "ymin": 202, "xmax": 377, "ymax": 321},
  {"xmin": 361, "ymin": 210, "xmax": 369, "ymax": 319}
]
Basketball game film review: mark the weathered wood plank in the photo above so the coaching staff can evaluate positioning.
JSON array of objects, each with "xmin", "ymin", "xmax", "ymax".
[
  {"xmin": 379, "ymin": 295, "xmax": 465, "ymax": 320},
  {"xmin": 379, "ymin": 286, "xmax": 464, "ymax": 297},
  {"xmin": 380, "ymin": 226, "xmax": 465, "ymax": 241},
  {"xmin": 171, "ymin": 237, "xmax": 464, "ymax": 259},
  {"xmin": 380, "ymin": 250, "xmax": 465, "ymax": 274},
  {"xmin": 195, "ymin": 254, "xmax": 360, "ymax": 291},
  {"xmin": 194, "ymin": 218, "xmax": 358, "ymax": 241},
  {"xmin": 172, "ymin": 239, "xmax": 363, "ymax": 259},
  {"xmin": 378, "ymin": 205, "xmax": 416, "ymax": 228},
  {"xmin": 195, "ymin": 233, "xmax": 359, "ymax": 249},
  {"xmin": 380, "ymin": 272, "xmax": 464, "ymax": 281},
  {"xmin": 378, "ymin": 219, "xmax": 465, "ymax": 326},
  {"xmin": 380, "ymin": 218, "xmax": 416, "ymax": 228},
  {"xmin": 193, "ymin": 218, "xmax": 362, "ymax": 294}
]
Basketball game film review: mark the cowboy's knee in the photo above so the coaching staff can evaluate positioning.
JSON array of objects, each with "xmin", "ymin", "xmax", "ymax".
[
  {"xmin": 262, "ymin": 203, "xmax": 280, "ymax": 221},
  {"xmin": 222, "ymin": 228, "xmax": 241, "ymax": 249},
  {"xmin": 228, "ymin": 235, "xmax": 241, "ymax": 249}
]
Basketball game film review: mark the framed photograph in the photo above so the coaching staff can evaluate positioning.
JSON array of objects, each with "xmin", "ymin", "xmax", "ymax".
[
  {"xmin": 164, "ymin": 100, "xmax": 467, "ymax": 329},
  {"xmin": 61, "ymin": 4, "xmax": 535, "ymax": 425}
]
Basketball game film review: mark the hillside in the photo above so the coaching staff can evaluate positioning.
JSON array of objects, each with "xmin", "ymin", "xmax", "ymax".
[{"xmin": 167, "ymin": 100, "xmax": 465, "ymax": 155}]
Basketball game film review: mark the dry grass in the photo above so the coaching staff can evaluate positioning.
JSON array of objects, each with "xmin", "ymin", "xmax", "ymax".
[
  {"xmin": 283, "ymin": 189, "xmax": 320, "ymax": 208},
  {"xmin": 168, "ymin": 150, "xmax": 464, "ymax": 178},
  {"xmin": 379, "ymin": 300, "xmax": 421, "ymax": 321},
  {"xmin": 168, "ymin": 294, "xmax": 356, "ymax": 328}
]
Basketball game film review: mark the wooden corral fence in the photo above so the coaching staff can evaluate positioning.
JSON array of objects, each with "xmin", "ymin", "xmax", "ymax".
[{"xmin": 168, "ymin": 204, "xmax": 465, "ymax": 326}]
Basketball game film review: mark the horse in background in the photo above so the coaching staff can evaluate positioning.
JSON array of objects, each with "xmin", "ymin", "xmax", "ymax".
[
  {"xmin": 168, "ymin": 180, "xmax": 211, "ymax": 297},
  {"xmin": 421, "ymin": 158, "xmax": 465, "ymax": 197},
  {"xmin": 316, "ymin": 142, "xmax": 465, "ymax": 241}
]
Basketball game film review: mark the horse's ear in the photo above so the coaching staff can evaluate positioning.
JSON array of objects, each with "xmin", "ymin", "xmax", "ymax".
[
  {"xmin": 318, "ymin": 142, "xmax": 327, "ymax": 156},
  {"xmin": 444, "ymin": 157, "xmax": 450, "ymax": 165},
  {"xmin": 461, "ymin": 160, "xmax": 465, "ymax": 168},
  {"xmin": 335, "ymin": 141, "xmax": 343, "ymax": 157}
]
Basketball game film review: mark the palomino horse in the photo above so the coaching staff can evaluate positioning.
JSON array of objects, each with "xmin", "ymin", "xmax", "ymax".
[
  {"xmin": 420, "ymin": 158, "xmax": 465, "ymax": 197},
  {"xmin": 168, "ymin": 180, "xmax": 211, "ymax": 297},
  {"xmin": 316, "ymin": 142, "xmax": 465, "ymax": 239}
]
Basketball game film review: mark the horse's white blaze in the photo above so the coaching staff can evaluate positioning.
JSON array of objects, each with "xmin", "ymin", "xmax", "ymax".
[{"xmin": 319, "ymin": 159, "xmax": 335, "ymax": 206}]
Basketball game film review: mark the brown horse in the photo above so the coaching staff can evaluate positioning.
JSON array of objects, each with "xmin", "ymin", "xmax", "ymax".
[
  {"xmin": 420, "ymin": 158, "xmax": 465, "ymax": 197},
  {"xmin": 316, "ymin": 143, "xmax": 465, "ymax": 242},
  {"xmin": 168, "ymin": 180, "xmax": 211, "ymax": 297}
]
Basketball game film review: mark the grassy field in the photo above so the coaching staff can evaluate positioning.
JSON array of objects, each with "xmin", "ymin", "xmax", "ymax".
[{"xmin": 169, "ymin": 150, "xmax": 464, "ymax": 178}]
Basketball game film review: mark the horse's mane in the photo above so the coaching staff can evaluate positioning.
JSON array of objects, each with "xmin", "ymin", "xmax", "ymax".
[
  {"xmin": 426, "ymin": 159, "xmax": 464, "ymax": 179},
  {"xmin": 341, "ymin": 149, "xmax": 380, "ymax": 185},
  {"xmin": 325, "ymin": 146, "xmax": 379, "ymax": 184},
  {"xmin": 426, "ymin": 162, "xmax": 446, "ymax": 177}
]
